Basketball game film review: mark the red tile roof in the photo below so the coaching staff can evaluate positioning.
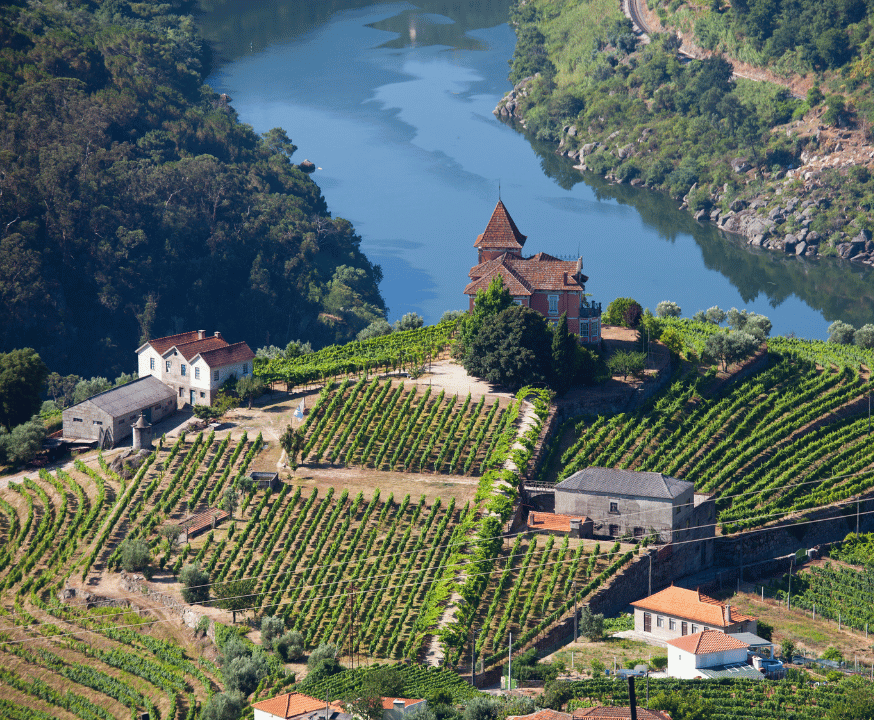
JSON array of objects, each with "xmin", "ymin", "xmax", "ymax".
[
  {"xmin": 171, "ymin": 336, "xmax": 230, "ymax": 360},
  {"xmin": 194, "ymin": 341, "xmax": 255, "ymax": 368},
  {"xmin": 507, "ymin": 710, "xmax": 572, "ymax": 720},
  {"xmin": 144, "ymin": 331, "xmax": 202, "ymax": 355},
  {"xmin": 253, "ymin": 692, "xmax": 342, "ymax": 719},
  {"xmin": 666, "ymin": 629, "xmax": 750, "ymax": 655},
  {"xmin": 630, "ymin": 585, "xmax": 756, "ymax": 627},
  {"xmin": 474, "ymin": 200, "xmax": 527, "ymax": 250},
  {"xmin": 465, "ymin": 253, "xmax": 587, "ymax": 297},
  {"xmin": 573, "ymin": 707, "xmax": 672, "ymax": 719},
  {"xmin": 528, "ymin": 512, "xmax": 589, "ymax": 533},
  {"xmin": 380, "ymin": 698, "xmax": 423, "ymax": 710}
]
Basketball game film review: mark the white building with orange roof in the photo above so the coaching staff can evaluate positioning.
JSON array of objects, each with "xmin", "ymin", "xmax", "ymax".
[
  {"xmin": 253, "ymin": 692, "xmax": 349, "ymax": 720},
  {"xmin": 665, "ymin": 630, "xmax": 752, "ymax": 679},
  {"xmin": 136, "ymin": 329, "xmax": 254, "ymax": 407},
  {"xmin": 631, "ymin": 584, "xmax": 757, "ymax": 642}
]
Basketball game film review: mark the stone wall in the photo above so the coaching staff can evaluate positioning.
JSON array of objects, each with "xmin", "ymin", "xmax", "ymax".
[
  {"xmin": 118, "ymin": 573, "xmax": 216, "ymax": 640},
  {"xmin": 527, "ymin": 405, "xmax": 559, "ymax": 480}
]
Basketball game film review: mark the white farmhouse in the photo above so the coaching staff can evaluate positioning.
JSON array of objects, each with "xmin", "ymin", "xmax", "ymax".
[
  {"xmin": 136, "ymin": 330, "xmax": 255, "ymax": 407},
  {"xmin": 666, "ymin": 630, "xmax": 751, "ymax": 679}
]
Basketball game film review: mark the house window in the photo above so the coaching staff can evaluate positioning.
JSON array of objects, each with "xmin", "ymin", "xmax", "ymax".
[
  {"xmin": 93, "ymin": 420, "xmax": 102, "ymax": 425},
  {"xmin": 580, "ymin": 322, "xmax": 589, "ymax": 339},
  {"xmin": 691, "ymin": 624, "xmax": 698, "ymax": 634},
  {"xmin": 681, "ymin": 622, "xmax": 688, "ymax": 635},
  {"xmin": 200, "ymin": 391, "xmax": 205, "ymax": 398},
  {"xmin": 609, "ymin": 502, "xmax": 619, "ymax": 514},
  {"xmin": 634, "ymin": 527, "xmax": 644, "ymax": 538},
  {"xmin": 166, "ymin": 360, "xmax": 171, "ymax": 372},
  {"xmin": 657, "ymin": 617, "xmax": 664, "ymax": 628},
  {"xmin": 548, "ymin": 295, "xmax": 559, "ymax": 315},
  {"xmin": 513, "ymin": 298, "xmax": 523, "ymax": 305},
  {"xmin": 592, "ymin": 320, "xmax": 600, "ymax": 339},
  {"xmin": 181, "ymin": 364, "xmax": 186, "ymax": 376},
  {"xmin": 195, "ymin": 367, "xmax": 200, "ymax": 380},
  {"xmin": 150, "ymin": 357, "xmax": 155, "ymax": 370},
  {"xmin": 213, "ymin": 370, "xmax": 219, "ymax": 381},
  {"xmin": 608, "ymin": 523, "xmax": 619, "ymax": 536},
  {"xmin": 242, "ymin": 363, "xmax": 249, "ymax": 376},
  {"xmin": 179, "ymin": 388, "xmax": 183, "ymax": 397},
  {"xmin": 73, "ymin": 417, "xmax": 83, "ymax": 422},
  {"xmin": 669, "ymin": 619, "xmax": 676, "ymax": 630}
]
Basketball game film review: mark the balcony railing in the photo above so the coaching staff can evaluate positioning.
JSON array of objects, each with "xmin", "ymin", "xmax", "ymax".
[{"xmin": 580, "ymin": 301, "xmax": 602, "ymax": 318}]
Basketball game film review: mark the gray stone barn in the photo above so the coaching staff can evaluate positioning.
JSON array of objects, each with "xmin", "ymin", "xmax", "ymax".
[
  {"xmin": 62, "ymin": 376, "xmax": 176, "ymax": 448},
  {"xmin": 555, "ymin": 467, "xmax": 715, "ymax": 570}
]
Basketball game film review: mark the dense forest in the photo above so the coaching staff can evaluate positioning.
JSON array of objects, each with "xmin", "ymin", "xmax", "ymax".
[
  {"xmin": 502, "ymin": 0, "xmax": 874, "ymax": 255},
  {"xmin": 0, "ymin": 0, "xmax": 386, "ymax": 378}
]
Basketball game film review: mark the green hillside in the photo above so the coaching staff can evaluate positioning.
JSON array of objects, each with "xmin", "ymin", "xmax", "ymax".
[{"xmin": 0, "ymin": 0, "xmax": 385, "ymax": 378}]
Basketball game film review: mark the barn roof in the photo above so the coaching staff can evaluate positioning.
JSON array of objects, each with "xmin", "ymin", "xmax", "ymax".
[
  {"xmin": 76, "ymin": 376, "xmax": 175, "ymax": 418},
  {"xmin": 556, "ymin": 467, "xmax": 691, "ymax": 500}
]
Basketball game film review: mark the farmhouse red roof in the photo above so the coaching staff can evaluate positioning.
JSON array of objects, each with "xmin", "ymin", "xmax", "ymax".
[
  {"xmin": 194, "ymin": 341, "xmax": 255, "ymax": 368},
  {"xmin": 144, "ymin": 331, "xmax": 202, "ymax": 355},
  {"xmin": 666, "ymin": 630, "xmax": 750, "ymax": 655},
  {"xmin": 253, "ymin": 692, "xmax": 343, "ymax": 719},
  {"xmin": 171, "ymin": 336, "xmax": 230, "ymax": 360},
  {"xmin": 465, "ymin": 253, "xmax": 586, "ymax": 297},
  {"xmin": 474, "ymin": 200, "xmax": 527, "ymax": 250},
  {"xmin": 508, "ymin": 710, "xmax": 572, "ymax": 720},
  {"xmin": 528, "ymin": 512, "xmax": 589, "ymax": 533},
  {"xmin": 631, "ymin": 585, "xmax": 756, "ymax": 626}
]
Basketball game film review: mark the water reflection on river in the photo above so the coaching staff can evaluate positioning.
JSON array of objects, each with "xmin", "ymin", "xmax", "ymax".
[{"xmin": 200, "ymin": 0, "xmax": 873, "ymax": 339}]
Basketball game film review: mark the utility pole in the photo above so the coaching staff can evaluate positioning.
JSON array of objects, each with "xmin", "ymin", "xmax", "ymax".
[
  {"xmin": 471, "ymin": 627, "xmax": 479, "ymax": 688},
  {"xmin": 573, "ymin": 582, "xmax": 578, "ymax": 642},
  {"xmin": 648, "ymin": 553, "xmax": 652, "ymax": 597},
  {"xmin": 857, "ymin": 501, "xmax": 860, "ymax": 536},
  {"xmin": 628, "ymin": 675, "xmax": 638, "ymax": 721},
  {"xmin": 508, "ymin": 632, "xmax": 512, "ymax": 691}
]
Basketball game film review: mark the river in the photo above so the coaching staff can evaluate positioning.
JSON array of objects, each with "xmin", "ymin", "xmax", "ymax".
[{"xmin": 199, "ymin": 0, "xmax": 874, "ymax": 340}]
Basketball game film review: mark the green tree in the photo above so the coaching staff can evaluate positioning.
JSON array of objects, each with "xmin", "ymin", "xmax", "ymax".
[
  {"xmin": 854, "ymin": 324, "xmax": 874, "ymax": 348},
  {"xmin": 357, "ymin": 319, "xmax": 393, "ymax": 341},
  {"xmin": 458, "ymin": 275, "xmax": 515, "ymax": 351},
  {"xmin": 275, "ymin": 631, "xmax": 305, "ymax": 661},
  {"xmin": 704, "ymin": 331, "xmax": 757, "ymax": 371},
  {"xmin": 280, "ymin": 425, "xmax": 305, "ymax": 470},
  {"xmin": 179, "ymin": 563, "xmax": 210, "ymax": 604},
  {"xmin": 222, "ymin": 650, "xmax": 269, "ymax": 696},
  {"xmin": 343, "ymin": 666, "xmax": 406, "ymax": 719},
  {"xmin": 261, "ymin": 127, "xmax": 297, "ymax": 160},
  {"xmin": 704, "ymin": 306, "xmax": 726, "ymax": 324},
  {"xmin": 551, "ymin": 314, "xmax": 578, "ymax": 395},
  {"xmin": 607, "ymin": 350, "xmax": 646, "ymax": 380},
  {"xmin": 0, "ymin": 349, "xmax": 49, "ymax": 430},
  {"xmin": 201, "ymin": 692, "xmax": 244, "ymax": 720},
  {"xmin": 579, "ymin": 606, "xmax": 605, "ymax": 641},
  {"xmin": 119, "ymin": 538, "xmax": 151, "ymax": 574},
  {"xmin": 237, "ymin": 376, "xmax": 266, "ymax": 409},
  {"xmin": 780, "ymin": 638, "xmax": 797, "ymax": 660},
  {"xmin": 660, "ymin": 327, "xmax": 685, "ymax": 355},
  {"xmin": 307, "ymin": 642, "xmax": 339, "ymax": 668},
  {"xmin": 45, "ymin": 372, "xmax": 81, "ymax": 408},
  {"xmin": 394, "ymin": 312, "xmax": 424, "ymax": 331},
  {"xmin": 285, "ymin": 340, "xmax": 313, "ymax": 358},
  {"xmin": 603, "ymin": 297, "xmax": 641, "ymax": 327},
  {"xmin": 0, "ymin": 417, "xmax": 46, "ymax": 466},
  {"xmin": 656, "ymin": 300, "xmax": 682, "ymax": 318},
  {"xmin": 73, "ymin": 377, "xmax": 113, "ymax": 405},
  {"xmin": 464, "ymin": 305, "xmax": 554, "ymax": 391},
  {"xmin": 260, "ymin": 616, "xmax": 285, "ymax": 649},
  {"xmin": 223, "ymin": 486, "xmax": 239, "ymax": 518},
  {"xmin": 212, "ymin": 578, "xmax": 257, "ymax": 624}
]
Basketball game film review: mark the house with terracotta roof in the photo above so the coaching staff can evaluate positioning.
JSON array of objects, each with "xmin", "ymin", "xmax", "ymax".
[
  {"xmin": 631, "ymin": 585, "xmax": 757, "ymax": 643},
  {"xmin": 136, "ymin": 330, "xmax": 255, "ymax": 408},
  {"xmin": 253, "ymin": 692, "xmax": 350, "ymax": 720},
  {"xmin": 665, "ymin": 630, "xmax": 752, "ymax": 679},
  {"xmin": 507, "ymin": 709, "xmax": 572, "ymax": 720},
  {"xmin": 572, "ymin": 707, "xmax": 672, "ymax": 720},
  {"xmin": 381, "ymin": 697, "xmax": 426, "ymax": 719},
  {"xmin": 464, "ymin": 201, "xmax": 602, "ymax": 343}
]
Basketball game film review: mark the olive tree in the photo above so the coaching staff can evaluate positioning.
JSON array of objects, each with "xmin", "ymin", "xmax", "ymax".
[{"xmin": 655, "ymin": 300, "xmax": 682, "ymax": 318}]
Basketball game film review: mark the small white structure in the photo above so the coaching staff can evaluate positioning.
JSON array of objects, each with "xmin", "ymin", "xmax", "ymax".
[{"xmin": 666, "ymin": 630, "xmax": 750, "ymax": 679}]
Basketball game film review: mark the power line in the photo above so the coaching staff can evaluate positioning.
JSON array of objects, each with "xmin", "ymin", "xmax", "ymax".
[{"xmin": 5, "ymin": 497, "xmax": 874, "ymax": 642}]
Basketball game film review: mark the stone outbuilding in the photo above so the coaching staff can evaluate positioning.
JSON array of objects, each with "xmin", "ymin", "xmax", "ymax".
[{"xmin": 62, "ymin": 375, "xmax": 176, "ymax": 448}]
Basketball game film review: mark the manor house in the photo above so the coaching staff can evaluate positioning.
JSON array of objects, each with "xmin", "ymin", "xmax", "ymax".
[{"xmin": 464, "ymin": 201, "xmax": 602, "ymax": 343}]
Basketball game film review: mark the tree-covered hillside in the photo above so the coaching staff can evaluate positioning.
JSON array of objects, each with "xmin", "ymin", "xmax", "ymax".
[
  {"xmin": 500, "ymin": 0, "xmax": 874, "ymax": 260},
  {"xmin": 0, "ymin": 0, "xmax": 386, "ymax": 378}
]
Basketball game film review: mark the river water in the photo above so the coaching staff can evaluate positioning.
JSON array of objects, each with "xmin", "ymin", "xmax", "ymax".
[{"xmin": 200, "ymin": 0, "xmax": 874, "ymax": 339}]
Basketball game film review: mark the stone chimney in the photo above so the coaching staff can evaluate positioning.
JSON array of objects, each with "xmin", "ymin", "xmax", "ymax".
[
  {"xmin": 214, "ymin": 331, "xmax": 222, "ymax": 339},
  {"xmin": 198, "ymin": 329, "xmax": 205, "ymax": 339},
  {"xmin": 724, "ymin": 604, "xmax": 732, "ymax": 625},
  {"xmin": 393, "ymin": 700, "xmax": 405, "ymax": 715}
]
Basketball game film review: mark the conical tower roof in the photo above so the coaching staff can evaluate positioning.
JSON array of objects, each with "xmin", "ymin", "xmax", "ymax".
[{"xmin": 474, "ymin": 200, "xmax": 527, "ymax": 251}]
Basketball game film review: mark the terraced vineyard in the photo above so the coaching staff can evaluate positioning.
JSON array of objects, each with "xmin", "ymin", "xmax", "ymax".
[
  {"xmin": 298, "ymin": 378, "xmax": 509, "ymax": 474},
  {"xmin": 541, "ymin": 327, "xmax": 874, "ymax": 532}
]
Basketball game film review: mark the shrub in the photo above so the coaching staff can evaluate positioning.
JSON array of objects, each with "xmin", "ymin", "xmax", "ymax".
[
  {"xmin": 201, "ymin": 692, "xmax": 244, "ymax": 720},
  {"xmin": 119, "ymin": 538, "xmax": 151, "ymax": 574},
  {"xmin": 305, "ymin": 657, "xmax": 343, "ymax": 684},
  {"xmin": 394, "ymin": 312, "xmax": 424, "ymax": 331},
  {"xmin": 179, "ymin": 563, "xmax": 210, "ymax": 604},
  {"xmin": 704, "ymin": 306, "xmax": 726, "ymax": 324},
  {"xmin": 307, "ymin": 642, "xmax": 338, "ymax": 668},
  {"xmin": 0, "ymin": 417, "xmax": 46, "ymax": 465},
  {"xmin": 828, "ymin": 320, "xmax": 855, "ymax": 344},
  {"xmin": 603, "ymin": 297, "xmax": 642, "ymax": 327},
  {"xmin": 651, "ymin": 655, "xmax": 668, "ymax": 670},
  {"xmin": 357, "ymin": 319, "xmax": 393, "ymax": 341},
  {"xmin": 223, "ymin": 651, "xmax": 269, "ymax": 696},
  {"xmin": 854, "ymin": 324, "xmax": 874, "ymax": 349},
  {"xmin": 275, "ymin": 631, "xmax": 305, "ymax": 662},
  {"xmin": 261, "ymin": 615, "xmax": 286, "ymax": 649},
  {"xmin": 463, "ymin": 696, "xmax": 499, "ymax": 719}
]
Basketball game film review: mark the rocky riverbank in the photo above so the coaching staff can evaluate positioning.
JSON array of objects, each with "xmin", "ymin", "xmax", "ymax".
[{"xmin": 496, "ymin": 76, "xmax": 874, "ymax": 268}]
